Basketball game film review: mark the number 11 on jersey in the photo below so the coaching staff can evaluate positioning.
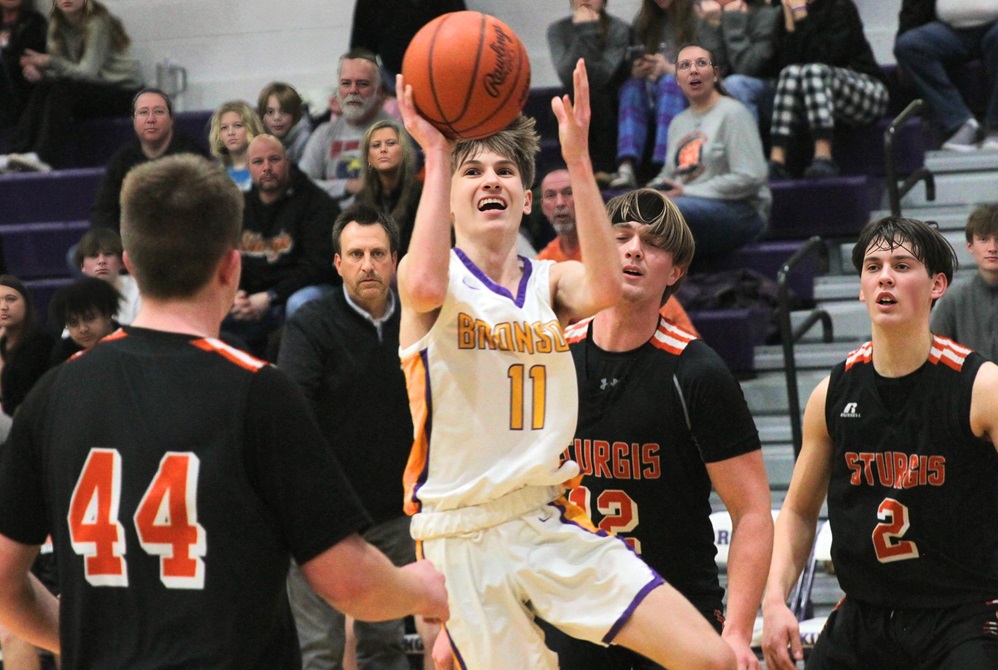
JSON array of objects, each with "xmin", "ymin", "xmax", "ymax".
[{"xmin": 508, "ymin": 364, "xmax": 546, "ymax": 430}]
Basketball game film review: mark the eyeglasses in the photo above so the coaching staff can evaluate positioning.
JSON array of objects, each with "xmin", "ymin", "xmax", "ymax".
[
  {"xmin": 135, "ymin": 109, "xmax": 169, "ymax": 118},
  {"xmin": 676, "ymin": 57, "xmax": 712, "ymax": 71}
]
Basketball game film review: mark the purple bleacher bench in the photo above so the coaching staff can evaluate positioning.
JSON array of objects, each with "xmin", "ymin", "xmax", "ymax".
[
  {"xmin": 694, "ymin": 239, "xmax": 818, "ymax": 302},
  {"xmin": 768, "ymin": 175, "xmax": 883, "ymax": 241},
  {"xmin": 0, "ymin": 168, "xmax": 104, "ymax": 225},
  {"xmin": 689, "ymin": 306, "xmax": 771, "ymax": 374},
  {"xmin": 0, "ymin": 220, "xmax": 88, "ymax": 280},
  {"xmin": 24, "ymin": 276, "xmax": 74, "ymax": 331}
]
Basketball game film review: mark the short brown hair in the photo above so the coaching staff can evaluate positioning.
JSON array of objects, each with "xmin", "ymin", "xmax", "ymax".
[
  {"xmin": 121, "ymin": 154, "xmax": 243, "ymax": 300},
  {"xmin": 965, "ymin": 204, "xmax": 998, "ymax": 243},
  {"xmin": 333, "ymin": 205, "xmax": 400, "ymax": 256},
  {"xmin": 256, "ymin": 82, "xmax": 303, "ymax": 125},
  {"xmin": 606, "ymin": 188, "xmax": 695, "ymax": 304},
  {"xmin": 452, "ymin": 115, "xmax": 540, "ymax": 190},
  {"xmin": 74, "ymin": 228, "xmax": 123, "ymax": 269}
]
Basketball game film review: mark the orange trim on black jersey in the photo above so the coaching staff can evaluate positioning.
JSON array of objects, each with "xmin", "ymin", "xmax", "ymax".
[
  {"xmin": 66, "ymin": 328, "xmax": 129, "ymax": 363},
  {"xmin": 844, "ymin": 341, "xmax": 874, "ymax": 371},
  {"xmin": 191, "ymin": 338, "xmax": 266, "ymax": 371},
  {"xmin": 929, "ymin": 334, "xmax": 970, "ymax": 372},
  {"xmin": 564, "ymin": 317, "xmax": 593, "ymax": 344},
  {"xmin": 649, "ymin": 316, "xmax": 697, "ymax": 355}
]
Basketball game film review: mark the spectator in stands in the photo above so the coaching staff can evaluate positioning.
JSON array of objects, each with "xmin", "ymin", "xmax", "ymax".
[
  {"xmin": 894, "ymin": 0, "xmax": 998, "ymax": 151},
  {"xmin": 74, "ymin": 228, "xmax": 140, "ymax": 324},
  {"xmin": 281, "ymin": 205, "xmax": 436, "ymax": 670},
  {"xmin": 547, "ymin": 0, "xmax": 631, "ymax": 173},
  {"xmin": 697, "ymin": 0, "xmax": 781, "ymax": 123},
  {"xmin": 931, "ymin": 204, "xmax": 998, "ymax": 360},
  {"xmin": 538, "ymin": 166, "xmax": 700, "ymax": 333},
  {"xmin": 224, "ymin": 134, "xmax": 339, "ymax": 358},
  {"xmin": 209, "ymin": 99, "xmax": 264, "ymax": 192},
  {"xmin": 2, "ymin": 0, "xmax": 143, "ymax": 172},
  {"xmin": 355, "ymin": 119, "xmax": 421, "ymax": 259},
  {"xmin": 301, "ymin": 49, "xmax": 395, "ymax": 204},
  {"xmin": 647, "ymin": 44, "xmax": 769, "ymax": 263},
  {"xmin": 90, "ymin": 88, "xmax": 206, "ymax": 232},
  {"xmin": 608, "ymin": 0, "xmax": 699, "ymax": 189},
  {"xmin": 0, "ymin": 275, "xmax": 52, "ymax": 418},
  {"xmin": 257, "ymin": 81, "xmax": 312, "ymax": 164},
  {"xmin": 48, "ymin": 276, "xmax": 118, "ymax": 365},
  {"xmin": 0, "ymin": 0, "xmax": 46, "ymax": 129},
  {"xmin": 350, "ymin": 0, "xmax": 466, "ymax": 93},
  {"xmin": 766, "ymin": 0, "xmax": 888, "ymax": 180}
]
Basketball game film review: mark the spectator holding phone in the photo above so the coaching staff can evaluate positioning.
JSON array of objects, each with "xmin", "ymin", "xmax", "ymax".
[
  {"xmin": 649, "ymin": 43, "xmax": 769, "ymax": 262},
  {"xmin": 609, "ymin": 0, "xmax": 700, "ymax": 189},
  {"xmin": 547, "ymin": 0, "xmax": 631, "ymax": 172}
]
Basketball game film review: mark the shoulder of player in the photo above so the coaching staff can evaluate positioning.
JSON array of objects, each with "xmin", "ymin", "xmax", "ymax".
[
  {"xmin": 649, "ymin": 316, "xmax": 700, "ymax": 356},
  {"xmin": 970, "ymin": 360, "xmax": 998, "ymax": 439},
  {"xmin": 189, "ymin": 337, "xmax": 269, "ymax": 372}
]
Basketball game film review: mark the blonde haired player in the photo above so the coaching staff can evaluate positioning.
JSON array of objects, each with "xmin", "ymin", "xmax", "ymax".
[{"xmin": 396, "ymin": 59, "xmax": 735, "ymax": 670}]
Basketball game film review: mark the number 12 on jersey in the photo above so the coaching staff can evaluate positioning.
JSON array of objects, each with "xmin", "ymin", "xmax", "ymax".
[{"xmin": 68, "ymin": 449, "xmax": 206, "ymax": 589}]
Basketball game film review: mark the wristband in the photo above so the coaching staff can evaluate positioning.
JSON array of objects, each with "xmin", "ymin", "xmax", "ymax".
[{"xmin": 791, "ymin": 5, "xmax": 807, "ymax": 12}]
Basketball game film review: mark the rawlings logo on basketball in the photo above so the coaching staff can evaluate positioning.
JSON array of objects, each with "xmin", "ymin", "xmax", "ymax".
[{"xmin": 483, "ymin": 25, "xmax": 514, "ymax": 99}]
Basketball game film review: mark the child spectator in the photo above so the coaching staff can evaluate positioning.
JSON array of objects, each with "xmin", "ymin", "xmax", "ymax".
[
  {"xmin": 547, "ymin": 0, "xmax": 631, "ymax": 173},
  {"xmin": 74, "ymin": 228, "xmax": 140, "ymax": 324},
  {"xmin": 931, "ymin": 204, "xmax": 998, "ymax": 360},
  {"xmin": 48, "ymin": 276, "xmax": 119, "ymax": 365},
  {"xmin": 766, "ymin": 0, "xmax": 888, "ymax": 179},
  {"xmin": 209, "ymin": 100, "xmax": 264, "ymax": 191},
  {"xmin": 257, "ymin": 81, "xmax": 312, "ymax": 164},
  {"xmin": 2, "ymin": 0, "xmax": 142, "ymax": 172}
]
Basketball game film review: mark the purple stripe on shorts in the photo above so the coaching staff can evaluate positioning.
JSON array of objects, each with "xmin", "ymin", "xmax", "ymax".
[
  {"xmin": 453, "ymin": 247, "xmax": 533, "ymax": 308},
  {"xmin": 602, "ymin": 575, "xmax": 666, "ymax": 644}
]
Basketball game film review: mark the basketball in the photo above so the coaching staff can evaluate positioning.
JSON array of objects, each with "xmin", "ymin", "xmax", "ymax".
[{"xmin": 402, "ymin": 11, "xmax": 531, "ymax": 141}]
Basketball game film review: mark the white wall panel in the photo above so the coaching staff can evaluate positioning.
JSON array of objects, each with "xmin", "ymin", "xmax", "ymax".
[{"xmin": 98, "ymin": 0, "xmax": 901, "ymax": 112}]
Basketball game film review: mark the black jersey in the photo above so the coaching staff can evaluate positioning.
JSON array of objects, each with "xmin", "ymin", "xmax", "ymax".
[
  {"xmin": 0, "ymin": 327, "xmax": 371, "ymax": 669},
  {"xmin": 564, "ymin": 317, "xmax": 761, "ymax": 608},
  {"xmin": 825, "ymin": 336, "xmax": 998, "ymax": 609}
]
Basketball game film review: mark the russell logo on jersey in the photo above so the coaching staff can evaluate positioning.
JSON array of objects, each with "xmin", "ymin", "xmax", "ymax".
[{"xmin": 840, "ymin": 402, "xmax": 861, "ymax": 418}]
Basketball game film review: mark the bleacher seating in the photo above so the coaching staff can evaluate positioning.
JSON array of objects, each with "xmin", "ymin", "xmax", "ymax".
[{"xmin": 0, "ymin": 59, "xmax": 986, "ymax": 351}]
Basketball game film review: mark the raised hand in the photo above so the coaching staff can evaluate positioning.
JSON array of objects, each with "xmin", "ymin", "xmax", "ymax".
[
  {"xmin": 551, "ymin": 59, "xmax": 592, "ymax": 166},
  {"xmin": 396, "ymin": 74, "xmax": 453, "ymax": 154}
]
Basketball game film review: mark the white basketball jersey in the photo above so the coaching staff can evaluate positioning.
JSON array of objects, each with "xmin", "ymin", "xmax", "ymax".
[{"xmin": 401, "ymin": 249, "xmax": 580, "ymax": 514}]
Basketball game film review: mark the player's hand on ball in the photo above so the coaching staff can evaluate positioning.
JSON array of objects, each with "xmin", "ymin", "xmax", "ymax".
[
  {"xmin": 402, "ymin": 559, "xmax": 449, "ymax": 624},
  {"xmin": 397, "ymin": 74, "xmax": 453, "ymax": 154},
  {"xmin": 552, "ymin": 59, "xmax": 592, "ymax": 166}
]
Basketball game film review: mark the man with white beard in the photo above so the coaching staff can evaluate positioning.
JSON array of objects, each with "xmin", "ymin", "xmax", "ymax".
[{"xmin": 300, "ymin": 49, "xmax": 394, "ymax": 203}]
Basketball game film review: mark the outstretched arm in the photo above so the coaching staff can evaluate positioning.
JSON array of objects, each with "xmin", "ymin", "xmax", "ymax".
[
  {"xmin": 395, "ymin": 75, "xmax": 458, "ymax": 343},
  {"xmin": 549, "ymin": 60, "xmax": 621, "ymax": 323},
  {"xmin": 762, "ymin": 377, "xmax": 833, "ymax": 670},
  {"xmin": 301, "ymin": 533, "xmax": 448, "ymax": 624}
]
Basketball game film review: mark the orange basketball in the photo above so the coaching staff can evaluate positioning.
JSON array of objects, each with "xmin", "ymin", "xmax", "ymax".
[{"xmin": 402, "ymin": 11, "xmax": 531, "ymax": 141}]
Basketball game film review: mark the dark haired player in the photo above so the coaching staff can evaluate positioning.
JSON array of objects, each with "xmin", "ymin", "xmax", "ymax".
[
  {"xmin": 763, "ymin": 216, "xmax": 998, "ymax": 669},
  {"xmin": 545, "ymin": 189, "xmax": 773, "ymax": 670},
  {"xmin": 0, "ymin": 154, "xmax": 448, "ymax": 669}
]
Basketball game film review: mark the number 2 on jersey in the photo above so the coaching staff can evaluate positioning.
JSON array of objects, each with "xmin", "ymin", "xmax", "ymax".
[
  {"xmin": 68, "ymin": 449, "xmax": 206, "ymax": 589},
  {"xmin": 568, "ymin": 485, "xmax": 642, "ymax": 553},
  {"xmin": 508, "ymin": 364, "xmax": 546, "ymax": 430},
  {"xmin": 872, "ymin": 497, "xmax": 919, "ymax": 563}
]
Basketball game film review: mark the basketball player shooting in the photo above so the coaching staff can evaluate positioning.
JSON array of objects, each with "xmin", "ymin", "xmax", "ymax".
[{"xmin": 395, "ymin": 58, "xmax": 735, "ymax": 670}]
